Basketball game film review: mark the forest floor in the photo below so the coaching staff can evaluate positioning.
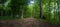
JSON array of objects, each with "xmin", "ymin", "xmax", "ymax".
[{"xmin": 0, "ymin": 18, "xmax": 60, "ymax": 27}]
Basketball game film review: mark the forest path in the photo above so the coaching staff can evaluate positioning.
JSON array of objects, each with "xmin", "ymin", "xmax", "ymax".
[{"xmin": 0, "ymin": 18, "xmax": 60, "ymax": 27}]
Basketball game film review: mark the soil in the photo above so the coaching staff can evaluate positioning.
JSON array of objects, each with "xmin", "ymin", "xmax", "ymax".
[{"xmin": 0, "ymin": 18, "xmax": 60, "ymax": 27}]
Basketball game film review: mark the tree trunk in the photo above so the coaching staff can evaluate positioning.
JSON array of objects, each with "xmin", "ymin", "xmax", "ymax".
[{"xmin": 40, "ymin": 0, "xmax": 43, "ymax": 18}]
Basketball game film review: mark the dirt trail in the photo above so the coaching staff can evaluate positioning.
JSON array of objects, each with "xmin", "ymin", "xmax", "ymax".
[{"xmin": 0, "ymin": 18, "xmax": 60, "ymax": 27}]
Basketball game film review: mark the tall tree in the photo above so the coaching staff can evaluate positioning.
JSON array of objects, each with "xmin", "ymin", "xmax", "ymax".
[
  {"xmin": 40, "ymin": 0, "xmax": 42, "ymax": 18},
  {"xmin": 40, "ymin": 0, "xmax": 46, "ymax": 19}
]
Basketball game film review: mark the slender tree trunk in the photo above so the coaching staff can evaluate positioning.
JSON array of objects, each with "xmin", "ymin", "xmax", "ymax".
[
  {"xmin": 40, "ymin": 0, "xmax": 43, "ymax": 18},
  {"xmin": 21, "ymin": 6, "xmax": 24, "ymax": 19},
  {"xmin": 21, "ymin": 9, "xmax": 24, "ymax": 19}
]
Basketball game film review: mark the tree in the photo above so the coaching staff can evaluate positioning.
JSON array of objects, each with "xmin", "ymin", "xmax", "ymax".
[{"xmin": 40, "ymin": 0, "xmax": 45, "ymax": 19}]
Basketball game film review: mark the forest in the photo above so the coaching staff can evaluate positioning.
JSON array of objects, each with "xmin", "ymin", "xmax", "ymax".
[
  {"xmin": 0, "ymin": 0, "xmax": 60, "ymax": 22},
  {"xmin": 0, "ymin": 0, "xmax": 60, "ymax": 27}
]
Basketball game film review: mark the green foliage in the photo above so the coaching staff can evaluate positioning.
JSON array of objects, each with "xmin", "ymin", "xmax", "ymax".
[
  {"xmin": 42, "ymin": 0, "xmax": 60, "ymax": 23},
  {"xmin": 0, "ymin": 0, "xmax": 60, "ymax": 23}
]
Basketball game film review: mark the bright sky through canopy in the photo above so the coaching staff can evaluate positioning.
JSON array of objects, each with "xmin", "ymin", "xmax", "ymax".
[
  {"xmin": 30, "ymin": 1, "xmax": 34, "ymax": 4},
  {"xmin": 28, "ymin": 0, "xmax": 35, "ymax": 6}
]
